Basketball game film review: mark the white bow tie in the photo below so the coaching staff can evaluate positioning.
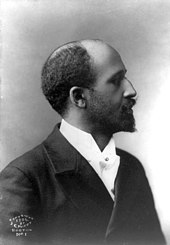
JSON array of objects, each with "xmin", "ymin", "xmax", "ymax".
[{"xmin": 99, "ymin": 160, "xmax": 115, "ymax": 171}]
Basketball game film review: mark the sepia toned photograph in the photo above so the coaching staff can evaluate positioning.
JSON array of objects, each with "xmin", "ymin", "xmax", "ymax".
[{"xmin": 1, "ymin": 0, "xmax": 170, "ymax": 244}]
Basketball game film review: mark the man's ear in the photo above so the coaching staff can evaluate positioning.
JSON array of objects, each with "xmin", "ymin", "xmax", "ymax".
[{"xmin": 69, "ymin": 86, "xmax": 87, "ymax": 108}]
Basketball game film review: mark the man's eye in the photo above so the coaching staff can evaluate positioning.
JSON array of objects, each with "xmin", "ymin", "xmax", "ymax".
[{"xmin": 113, "ymin": 75, "xmax": 124, "ymax": 85}]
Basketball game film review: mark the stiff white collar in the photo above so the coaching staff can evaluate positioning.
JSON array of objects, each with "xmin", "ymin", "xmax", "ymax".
[{"xmin": 60, "ymin": 119, "xmax": 120, "ymax": 200}]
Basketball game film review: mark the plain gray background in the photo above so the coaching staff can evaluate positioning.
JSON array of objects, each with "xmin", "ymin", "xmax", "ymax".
[{"xmin": 1, "ymin": 0, "xmax": 170, "ymax": 243}]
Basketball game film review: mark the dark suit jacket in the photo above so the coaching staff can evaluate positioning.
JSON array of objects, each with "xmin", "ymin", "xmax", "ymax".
[{"xmin": 0, "ymin": 124, "xmax": 166, "ymax": 245}]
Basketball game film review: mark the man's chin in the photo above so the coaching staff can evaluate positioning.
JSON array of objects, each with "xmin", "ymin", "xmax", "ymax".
[
  {"xmin": 114, "ymin": 115, "xmax": 136, "ymax": 133},
  {"xmin": 113, "ymin": 126, "xmax": 136, "ymax": 134},
  {"xmin": 107, "ymin": 121, "xmax": 136, "ymax": 134},
  {"xmin": 120, "ymin": 119, "xmax": 136, "ymax": 133}
]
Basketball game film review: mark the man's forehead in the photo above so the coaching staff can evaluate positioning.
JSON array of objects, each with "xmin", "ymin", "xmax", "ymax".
[
  {"xmin": 81, "ymin": 40, "xmax": 125, "ymax": 75},
  {"xmin": 81, "ymin": 40, "xmax": 123, "ymax": 66}
]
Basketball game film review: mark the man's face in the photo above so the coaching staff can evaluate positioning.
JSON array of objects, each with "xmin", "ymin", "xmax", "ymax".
[{"xmin": 86, "ymin": 45, "xmax": 137, "ymax": 134}]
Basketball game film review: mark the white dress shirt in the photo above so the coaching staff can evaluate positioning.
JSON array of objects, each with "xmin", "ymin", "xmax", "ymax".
[{"xmin": 60, "ymin": 119, "xmax": 120, "ymax": 201}]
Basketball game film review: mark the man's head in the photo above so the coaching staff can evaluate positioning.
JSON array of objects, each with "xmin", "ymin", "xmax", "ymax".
[
  {"xmin": 41, "ymin": 41, "xmax": 96, "ymax": 115},
  {"xmin": 42, "ymin": 39, "xmax": 137, "ymax": 134}
]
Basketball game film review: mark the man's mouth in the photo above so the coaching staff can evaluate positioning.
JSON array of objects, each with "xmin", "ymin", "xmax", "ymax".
[
  {"xmin": 122, "ymin": 99, "xmax": 136, "ymax": 114},
  {"xmin": 128, "ymin": 98, "xmax": 136, "ymax": 108}
]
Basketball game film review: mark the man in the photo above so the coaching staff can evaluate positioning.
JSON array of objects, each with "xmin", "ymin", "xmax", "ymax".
[{"xmin": 0, "ymin": 39, "xmax": 166, "ymax": 245}]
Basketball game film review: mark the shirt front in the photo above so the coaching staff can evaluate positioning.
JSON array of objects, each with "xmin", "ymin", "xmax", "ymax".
[{"xmin": 60, "ymin": 119, "xmax": 120, "ymax": 201}]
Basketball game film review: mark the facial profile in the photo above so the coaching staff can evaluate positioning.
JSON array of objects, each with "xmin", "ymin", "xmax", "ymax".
[
  {"xmin": 81, "ymin": 40, "xmax": 137, "ymax": 134},
  {"xmin": 42, "ymin": 39, "xmax": 137, "ymax": 134},
  {"xmin": 87, "ymin": 89, "xmax": 136, "ymax": 134}
]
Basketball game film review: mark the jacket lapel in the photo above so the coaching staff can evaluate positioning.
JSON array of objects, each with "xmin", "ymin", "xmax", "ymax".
[
  {"xmin": 43, "ymin": 123, "xmax": 113, "ymax": 211},
  {"xmin": 105, "ymin": 149, "xmax": 139, "ymax": 239},
  {"xmin": 43, "ymin": 124, "xmax": 140, "ymax": 239},
  {"xmin": 44, "ymin": 125, "xmax": 141, "ymax": 239}
]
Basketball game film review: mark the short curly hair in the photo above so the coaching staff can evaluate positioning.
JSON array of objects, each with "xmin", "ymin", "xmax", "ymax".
[{"xmin": 41, "ymin": 41, "xmax": 96, "ymax": 116}]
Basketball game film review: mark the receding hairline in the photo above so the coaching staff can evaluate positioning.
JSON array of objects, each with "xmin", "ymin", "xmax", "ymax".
[
  {"xmin": 80, "ymin": 39, "xmax": 119, "ymax": 59},
  {"xmin": 47, "ymin": 39, "xmax": 115, "ymax": 61},
  {"xmin": 45, "ymin": 39, "xmax": 121, "ymax": 87}
]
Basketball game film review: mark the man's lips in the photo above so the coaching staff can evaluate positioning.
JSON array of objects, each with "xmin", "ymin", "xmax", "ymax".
[
  {"xmin": 122, "ymin": 99, "xmax": 136, "ymax": 113},
  {"xmin": 128, "ymin": 98, "xmax": 136, "ymax": 108}
]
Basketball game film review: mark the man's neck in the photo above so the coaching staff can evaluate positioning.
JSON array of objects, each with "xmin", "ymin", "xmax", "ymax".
[
  {"xmin": 62, "ymin": 117, "xmax": 113, "ymax": 152},
  {"xmin": 91, "ymin": 131, "xmax": 112, "ymax": 152}
]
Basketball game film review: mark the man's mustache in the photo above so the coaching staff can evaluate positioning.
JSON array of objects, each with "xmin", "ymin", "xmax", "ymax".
[
  {"xmin": 122, "ymin": 98, "xmax": 137, "ymax": 112},
  {"xmin": 128, "ymin": 98, "xmax": 136, "ymax": 108}
]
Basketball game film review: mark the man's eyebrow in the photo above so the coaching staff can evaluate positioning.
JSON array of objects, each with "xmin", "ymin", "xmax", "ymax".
[{"xmin": 107, "ymin": 69, "xmax": 127, "ymax": 83}]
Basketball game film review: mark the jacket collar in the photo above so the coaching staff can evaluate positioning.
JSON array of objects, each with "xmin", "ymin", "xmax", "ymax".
[
  {"xmin": 106, "ymin": 149, "xmax": 141, "ymax": 239},
  {"xmin": 42, "ymin": 123, "xmax": 114, "ymax": 210},
  {"xmin": 43, "ymin": 123, "xmax": 80, "ymax": 174},
  {"xmin": 42, "ymin": 124, "xmax": 139, "ymax": 238},
  {"xmin": 43, "ymin": 123, "xmax": 122, "ymax": 175}
]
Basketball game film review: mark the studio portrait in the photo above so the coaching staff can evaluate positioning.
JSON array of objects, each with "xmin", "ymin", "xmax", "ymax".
[{"xmin": 1, "ymin": 1, "xmax": 170, "ymax": 245}]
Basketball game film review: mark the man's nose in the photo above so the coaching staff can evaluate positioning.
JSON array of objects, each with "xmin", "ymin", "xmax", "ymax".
[{"xmin": 123, "ymin": 78, "xmax": 137, "ymax": 98}]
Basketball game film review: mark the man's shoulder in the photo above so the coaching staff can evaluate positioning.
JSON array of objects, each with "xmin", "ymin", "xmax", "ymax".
[
  {"xmin": 116, "ymin": 147, "xmax": 139, "ymax": 160},
  {"xmin": 116, "ymin": 147, "xmax": 145, "ymax": 172},
  {"xmin": 0, "ymin": 124, "xmax": 63, "ymax": 179},
  {"xmin": 1, "ymin": 143, "xmax": 47, "ymax": 177}
]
